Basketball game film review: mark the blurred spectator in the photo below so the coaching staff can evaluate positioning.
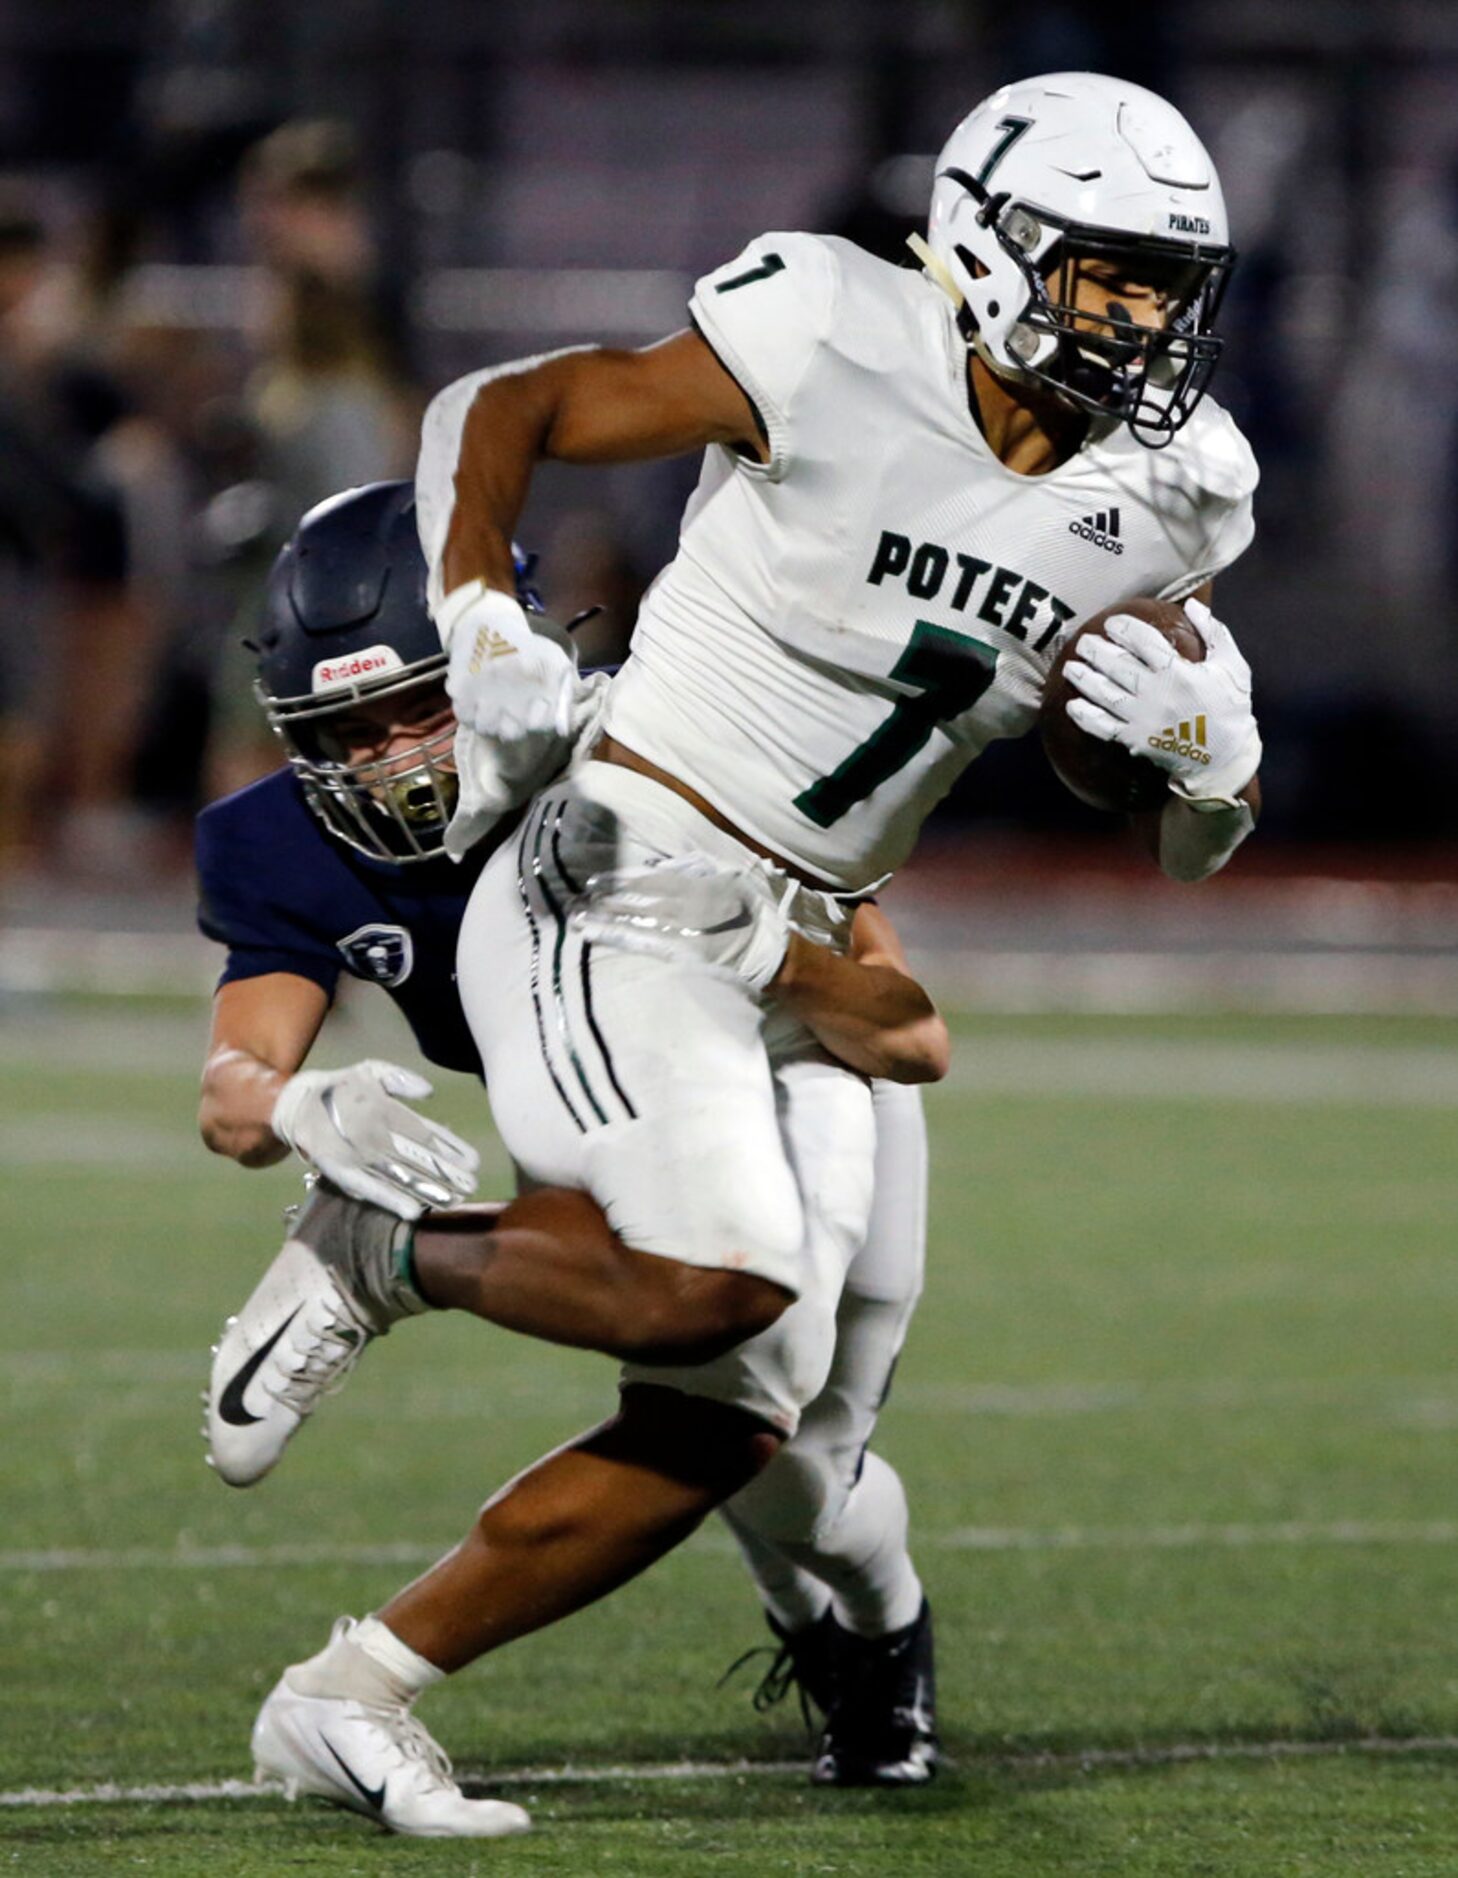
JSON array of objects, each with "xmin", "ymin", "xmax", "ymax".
[
  {"xmin": 0, "ymin": 190, "xmax": 141, "ymax": 879},
  {"xmin": 205, "ymin": 119, "xmax": 419, "ymax": 799},
  {"xmin": 104, "ymin": 316, "xmax": 250, "ymax": 864}
]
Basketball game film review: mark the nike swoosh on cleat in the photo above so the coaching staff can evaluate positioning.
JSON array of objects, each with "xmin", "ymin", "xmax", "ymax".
[
  {"xmin": 322, "ymin": 1736, "xmax": 386, "ymax": 1812},
  {"xmin": 217, "ymin": 1309, "xmax": 302, "ymax": 1427},
  {"xmin": 698, "ymin": 912, "xmax": 752, "ymax": 935}
]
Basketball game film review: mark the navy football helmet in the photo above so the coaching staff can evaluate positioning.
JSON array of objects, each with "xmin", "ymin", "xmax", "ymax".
[{"xmin": 254, "ymin": 480, "xmax": 541, "ymax": 863}]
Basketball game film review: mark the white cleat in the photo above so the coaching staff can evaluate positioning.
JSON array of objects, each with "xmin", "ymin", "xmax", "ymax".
[
  {"xmin": 206, "ymin": 1182, "xmax": 426, "ymax": 1487},
  {"xmin": 252, "ymin": 1669, "xmax": 529, "ymax": 1839}
]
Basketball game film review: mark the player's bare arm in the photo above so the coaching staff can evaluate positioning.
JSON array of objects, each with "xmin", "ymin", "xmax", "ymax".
[
  {"xmin": 424, "ymin": 331, "xmax": 766, "ymax": 748},
  {"xmin": 200, "ymin": 973, "xmax": 330, "ymax": 1166},
  {"xmin": 772, "ymin": 905, "xmax": 950, "ymax": 1086},
  {"xmin": 571, "ymin": 859, "xmax": 948, "ymax": 1082},
  {"xmin": 442, "ymin": 331, "xmax": 764, "ymax": 597},
  {"xmin": 200, "ymin": 972, "xmax": 479, "ymax": 1216}
]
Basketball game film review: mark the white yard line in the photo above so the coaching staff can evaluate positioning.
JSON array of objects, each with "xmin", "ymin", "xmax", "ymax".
[
  {"xmin": 923, "ymin": 950, "xmax": 1458, "ymax": 1018},
  {"xmin": 5, "ymin": 924, "xmax": 1457, "ymax": 1013},
  {"xmin": 9, "ymin": 1354, "xmax": 1458, "ymax": 1441},
  {"xmin": 13, "ymin": 1353, "xmax": 1458, "ymax": 1414},
  {"xmin": 934, "ymin": 1518, "xmax": 1458, "ymax": 1552},
  {"xmin": 0, "ymin": 1764, "xmax": 803, "ymax": 1808},
  {"xmin": 939, "ymin": 1036, "xmax": 1458, "ymax": 1107},
  {"xmin": 4, "ymin": 1736, "xmax": 1458, "ymax": 1807},
  {"xmin": 0, "ymin": 1119, "xmax": 189, "ymax": 1169},
  {"xmin": 8, "ymin": 1019, "xmax": 1458, "ymax": 1113},
  {"xmin": 0, "ymin": 1542, "xmax": 444, "ymax": 1573},
  {"xmin": 4, "ymin": 1519, "xmax": 1455, "ymax": 1575}
]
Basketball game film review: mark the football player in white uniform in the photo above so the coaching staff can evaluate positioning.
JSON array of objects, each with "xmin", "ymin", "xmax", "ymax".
[{"xmin": 249, "ymin": 73, "xmax": 1263, "ymax": 1835}]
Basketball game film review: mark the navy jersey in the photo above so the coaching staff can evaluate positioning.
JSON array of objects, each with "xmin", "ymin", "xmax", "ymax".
[{"xmin": 196, "ymin": 769, "xmax": 490, "ymax": 1075}]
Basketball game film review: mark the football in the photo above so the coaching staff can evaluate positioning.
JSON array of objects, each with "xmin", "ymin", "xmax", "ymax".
[{"xmin": 1039, "ymin": 595, "xmax": 1206, "ymax": 813}]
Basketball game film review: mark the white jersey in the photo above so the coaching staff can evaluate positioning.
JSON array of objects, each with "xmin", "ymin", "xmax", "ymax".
[{"xmin": 602, "ymin": 232, "xmax": 1258, "ymax": 890}]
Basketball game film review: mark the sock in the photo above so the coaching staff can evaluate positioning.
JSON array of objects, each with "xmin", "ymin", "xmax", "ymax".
[
  {"xmin": 286, "ymin": 1614, "xmax": 445, "ymax": 1707},
  {"xmin": 362, "ymin": 1217, "xmax": 432, "ymax": 1320},
  {"xmin": 806, "ymin": 1452, "xmax": 925, "ymax": 1639},
  {"xmin": 393, "ymin": 1228, "xmax": 429, "ymax": 1307},
  {"xmin": 721, "ymin": 1507, "xmax": 832, "ymax": 1636}
]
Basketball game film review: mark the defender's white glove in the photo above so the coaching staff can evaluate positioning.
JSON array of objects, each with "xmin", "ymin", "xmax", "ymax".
[
  {"xmin": 270, "ymin": 1060, "xmax": 480, "ymax": 1220},
  {"xmin": 437, "ymin": 581, "xmax": 577, "ymax": 743},
  {"xmin": 569, "ymin": 855, "xmax": 795, "ymax": 992},
  {"xmin": 1065, "ymin": 597, "xmax": 1262, "ymax": 807}
]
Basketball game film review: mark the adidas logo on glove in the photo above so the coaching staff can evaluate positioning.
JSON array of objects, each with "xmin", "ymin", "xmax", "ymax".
[
  {"xmin": 1148, "ymin": 715, "xmax": 1211, "ymax": 764},
  {"xmin": 467, "ymin": 624, "xmax": 520, "ymax": 675}
]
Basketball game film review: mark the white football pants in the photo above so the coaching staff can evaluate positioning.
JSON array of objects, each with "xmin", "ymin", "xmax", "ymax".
[
  {"xmin": 721, "ymin": 1077, "xmax": 927, "ymax": 1633},
  {"xmin": 456, "ymin": 759, "xmax": 878, "ymax": 1434}
]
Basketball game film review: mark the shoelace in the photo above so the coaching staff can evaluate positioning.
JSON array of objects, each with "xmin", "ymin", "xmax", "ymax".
[
  {"xmin": 268, "ymin": 1301, "xmax": 370, "ymax": 1416},
  {"xmin": 717, "ymin": 1642, "xmax": 815, "ymax": 1729},
  {"xmin": 328, "ymin": 1696, "xmax": 459, "ymax": 1801},
  {"xmin": 383, "ymin": 1706, "xmax": 456, "ymax": 1793}
]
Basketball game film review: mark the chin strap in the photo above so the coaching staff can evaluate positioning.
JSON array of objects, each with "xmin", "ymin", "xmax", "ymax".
[
  {"xmin": 906, "ymin": 232, "xmax": 964, "ymax": 311},
  {"xmin": 907, "ymin": 232, "xmax": 1033, "ymax": 390}
]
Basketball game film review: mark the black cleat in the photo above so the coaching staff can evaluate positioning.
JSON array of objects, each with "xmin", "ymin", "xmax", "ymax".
[
  {"xmin": 811, "ymin": 1598, "xmax": 939, "ymax": 1787},
  {"xmin": 721, "ymin": 1607, "xmax": 839, "ymax": 1724}
]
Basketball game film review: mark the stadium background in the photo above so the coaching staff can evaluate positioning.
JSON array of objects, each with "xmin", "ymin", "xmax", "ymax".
[{"xmin": 2, "ymin": 4, "xmax": 1456, "ymax": 1875}]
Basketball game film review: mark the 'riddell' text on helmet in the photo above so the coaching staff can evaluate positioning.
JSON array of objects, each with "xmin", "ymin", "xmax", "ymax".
[{"xmin": 917, "ymin": 73, "xmax": 1236, "ymax": 447}]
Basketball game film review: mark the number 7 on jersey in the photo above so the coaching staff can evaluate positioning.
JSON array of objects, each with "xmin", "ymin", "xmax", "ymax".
[{"xmin": 794, "ymin": 621, "xmax": 997, "ymax": 828}]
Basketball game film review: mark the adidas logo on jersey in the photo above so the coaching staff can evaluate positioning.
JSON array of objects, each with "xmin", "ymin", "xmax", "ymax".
[
  {"xmin": 1148, "ymin": 716, "xmax": 1210, "ymax": 763},
  {"xmin": 1069, "ymin": 509, "xmax": 1123, "ymax": 555}
]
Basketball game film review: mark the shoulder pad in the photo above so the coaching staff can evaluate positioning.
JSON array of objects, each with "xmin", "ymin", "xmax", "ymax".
[
  {"xmin": 690, "ymin": 233, "xmax": 840, "ymax": 475},
  {"xmin": 1178, "ymin": 398, "xmax": 1259, "ymax": 507}
]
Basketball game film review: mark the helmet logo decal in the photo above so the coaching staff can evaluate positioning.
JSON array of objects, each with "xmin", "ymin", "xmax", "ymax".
[
  {"xmin": 975, "ymin": 114, "xmax": 1034, "ymax": 187},
  {"xmin": 310, "ymin": 645, "xmax": 405, "ymax": 692},
  {"xmin": 1168, "ymin": 212, "xmax": 1211, "ymax": 235}
]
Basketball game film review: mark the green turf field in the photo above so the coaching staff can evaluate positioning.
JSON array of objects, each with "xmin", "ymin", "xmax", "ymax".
[{"xmin": 3, "ymin": 995, "xmax": 1456, "ymax": 1875}]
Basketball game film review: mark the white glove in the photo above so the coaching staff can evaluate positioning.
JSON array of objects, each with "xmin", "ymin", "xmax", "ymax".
[
  {"xmin": 270, "ymin": 1060, "xmax": 480, "ymax": 1220},
  {"xmin": 568, "ymin": 855, "xmax": 795, "ymax": 992},
  {"xmin": 1064, "ymin": 597, "xmax": 1261, "ymax": 807},
  {"xmin": 437, "ymin": 580, "xmax": 577, "ymax": 743},
  {"xmin": 443, "ymin": 671, "xmax": 611, "ymax": 863}
]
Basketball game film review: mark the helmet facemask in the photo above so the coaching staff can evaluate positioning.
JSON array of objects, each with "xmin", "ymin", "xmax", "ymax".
[
  {"xmin": 259, "ymin": 660, "xmax": 460, "ymax": 864},
  {"xmin": 988, "ymin": 209, "xmax": 1232, "ymax": 446},
  {"xmin": 935, "ymin": 169, "xmax": 1235, "ymax": 448}
]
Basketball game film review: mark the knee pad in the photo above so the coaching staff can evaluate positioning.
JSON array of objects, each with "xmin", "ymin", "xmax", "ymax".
[{"xmin": 725, "ymin": 1436, "xmax": 850, "ymax": 1547}]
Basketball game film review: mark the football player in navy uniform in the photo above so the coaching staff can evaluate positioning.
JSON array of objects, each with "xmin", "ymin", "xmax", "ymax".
[{"xmin": 198, "ymin": 481, "xmax": 943, "ymax": 1835}]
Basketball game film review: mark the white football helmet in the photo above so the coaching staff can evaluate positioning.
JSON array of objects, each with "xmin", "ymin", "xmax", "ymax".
[{"xmin": 918, "ymin": 72, "xmax": 1235, "ymax": 446}]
